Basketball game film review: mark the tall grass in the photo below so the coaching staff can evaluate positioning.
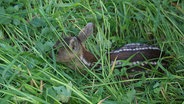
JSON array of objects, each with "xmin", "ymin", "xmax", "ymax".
[{"xmin": 0, "ymin": 0, "xmax": 183, "ymax": 103}]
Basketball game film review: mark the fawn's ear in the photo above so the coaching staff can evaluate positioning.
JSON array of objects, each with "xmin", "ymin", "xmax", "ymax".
[
  {"xmin": 77, "ymin": 23, "xmax": 93, "ymax": 42},
  {"xmin": 69, "ymin": 37, "xmax": 80, "ymax": 51}
]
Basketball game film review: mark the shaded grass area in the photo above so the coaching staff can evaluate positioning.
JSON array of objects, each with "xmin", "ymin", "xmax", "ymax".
[{"xmin": 0, "ymin": 0, "xmax": 184, "ymax": 103}]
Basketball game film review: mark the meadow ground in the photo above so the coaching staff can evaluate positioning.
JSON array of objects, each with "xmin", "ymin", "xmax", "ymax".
[{"xmin": 0, "ymin": 0, "xmax": 184, "ymax": 104}]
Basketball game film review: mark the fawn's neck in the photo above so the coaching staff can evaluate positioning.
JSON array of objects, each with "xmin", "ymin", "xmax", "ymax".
[{"xmin": 80, "ymin": 46, "xmax": 97, "ymax": 67}]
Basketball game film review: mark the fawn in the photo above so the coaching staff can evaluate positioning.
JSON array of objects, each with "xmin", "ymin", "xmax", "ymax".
[{"xmin": 54, "ymin": 23, "xmax": 164, "ymax": 72}]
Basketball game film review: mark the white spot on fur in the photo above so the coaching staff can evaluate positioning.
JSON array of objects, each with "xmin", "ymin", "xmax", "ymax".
[
  {"xmin": 141, "ymin": 63, "xmax": 145, "ymax": 66},
  {"xmin": 150, "ymin": 61, "xmax": 157, "ymax": 65},
  {"xmin": 111, "ymin": 61, "xmax": 123, "ymax": 65},
  {"xmin": 113, "ymin": 49, "xmax": 122, "ymax": 53},
  {"xmin": 132, "ymin": 61, "xmax": 137, "ymax": 65}
]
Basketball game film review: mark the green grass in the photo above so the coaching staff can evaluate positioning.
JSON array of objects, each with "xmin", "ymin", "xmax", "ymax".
[{"xmin": 0, "ymin": 0, "xmax": 184, "ymax": 103}]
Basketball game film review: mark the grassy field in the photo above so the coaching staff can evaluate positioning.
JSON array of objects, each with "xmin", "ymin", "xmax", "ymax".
[{"xmin": 0, "ymin": 0, "xmax": 184, "ymax": 104}]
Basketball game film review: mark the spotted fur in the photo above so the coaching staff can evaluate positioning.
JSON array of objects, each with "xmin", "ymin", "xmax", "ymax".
[
  {"xmin": 111, "ymin": 43, "xmax": 160, "ymax": 53},
  {"xmin": 110, "ymin": 60, "xmax": 157, "ymax": 66}
]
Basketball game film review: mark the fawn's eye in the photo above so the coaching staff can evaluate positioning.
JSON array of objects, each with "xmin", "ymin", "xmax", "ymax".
[
  {"xmin": 71, "ymin": 43, "xmax": 78, "ymax": 51},
  {"xmin": 71, "ymin": 45, "xmax": 75, "ymax": 50}
]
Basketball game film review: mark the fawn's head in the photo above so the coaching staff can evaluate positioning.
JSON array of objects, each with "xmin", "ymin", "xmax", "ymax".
[{"xmin": 54, "ymin": 23, "xmax": 94, "ymax": 64}]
